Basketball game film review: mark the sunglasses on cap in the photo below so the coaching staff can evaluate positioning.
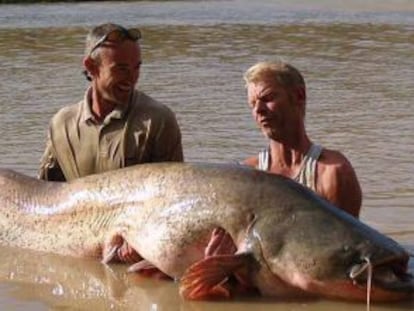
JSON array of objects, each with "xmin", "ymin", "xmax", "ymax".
[{"xmin": 88, "ymin": 26, "xmax": 142, "ymax": 56}]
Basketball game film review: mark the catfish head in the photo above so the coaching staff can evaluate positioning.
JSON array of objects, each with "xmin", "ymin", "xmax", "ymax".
[{"xmin": 245, "ymin": 194, "xmax": 414, "ymax": 302}]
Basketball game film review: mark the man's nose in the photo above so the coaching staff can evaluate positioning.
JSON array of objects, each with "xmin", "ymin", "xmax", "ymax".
[{"xmin": 253, "ymin": 100, "xmax": 266, "ymax": 114}]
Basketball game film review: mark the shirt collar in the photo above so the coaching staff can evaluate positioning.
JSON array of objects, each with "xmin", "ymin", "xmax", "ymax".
[{"xmin": 80, "ymin": 87, "xmax": 133, "ymax": 125}]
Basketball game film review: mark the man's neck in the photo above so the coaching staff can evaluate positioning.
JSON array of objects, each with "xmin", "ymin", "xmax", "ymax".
[
  {"xmin": 269, "ymin": 136, "xmax": 312, "ymax": 168},
  {"xmin": 91, "ymin": 100, "xmax": 115, "ymax": 122},
  {"xmin": 89, "ymin": 87, "xmax": 117, "ymax": 123}
]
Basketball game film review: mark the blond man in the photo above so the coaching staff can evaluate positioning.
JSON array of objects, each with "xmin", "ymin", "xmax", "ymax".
[{"xmin": 242, "ymin": 61, "xmax": 361, "ymax": 217}]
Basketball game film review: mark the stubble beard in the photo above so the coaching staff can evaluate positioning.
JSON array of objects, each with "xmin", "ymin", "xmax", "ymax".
[{"xmin": 104, "ymin": 87, "xmax": 132, "ymax": 107}]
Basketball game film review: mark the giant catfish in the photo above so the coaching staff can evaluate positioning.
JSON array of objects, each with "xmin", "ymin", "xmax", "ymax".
[{"xmin": 0, "ymin": 163, "xmax": 413, "ymax": 302}]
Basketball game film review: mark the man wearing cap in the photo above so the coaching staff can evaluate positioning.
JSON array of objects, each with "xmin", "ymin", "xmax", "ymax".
[{"xmin": 38, "ymin": 23, "xmax": 183, "ymax": 182}]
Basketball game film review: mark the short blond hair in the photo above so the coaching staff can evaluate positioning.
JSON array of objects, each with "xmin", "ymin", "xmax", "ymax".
[{"xmin": 243, "ymin": 61, "xmax": 305, "ymax": 90}]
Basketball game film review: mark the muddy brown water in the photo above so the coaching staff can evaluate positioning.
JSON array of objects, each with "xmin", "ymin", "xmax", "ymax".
[{"xmin": 0, "ymin": 1, "xmax": 413, "ymax": 310}]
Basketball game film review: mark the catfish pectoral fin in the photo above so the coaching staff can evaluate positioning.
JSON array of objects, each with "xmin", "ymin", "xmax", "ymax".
[
  {"xmin": 102, "ymin": 244, "xmax": 118, "ymax": 264},
  {"xmin": 102, "ymin": 233, "xmax": 125, "ymax": 264},
  {"xmin": 179, "ymin": 253, "xmax": 255, "ymax": 300},
  {"xmin": 102, "ymin": 233, "xmax": 142, "ymax": 264}
]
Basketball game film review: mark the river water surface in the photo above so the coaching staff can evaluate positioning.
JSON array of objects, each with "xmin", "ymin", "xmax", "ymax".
[{"xmin": 0, "ymin": 1, "xmax": 413, "ymax": 310}]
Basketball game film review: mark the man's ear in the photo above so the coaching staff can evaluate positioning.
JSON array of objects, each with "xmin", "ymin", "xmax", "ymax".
[
  {"xmin": 297, "ymin": 85, "xmax": 306, "ymax": 103},
  {"xmin": 83, "ymin": 57, "xmax": 97, "ymax": 79},
  {"xmin": 295, "ymin": 86, "xmax": 306, "ymax": 117}
]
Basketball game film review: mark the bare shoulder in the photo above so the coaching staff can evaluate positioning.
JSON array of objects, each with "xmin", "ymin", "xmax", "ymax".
[
  {"xmin": 317, "ymin": 148, "xmax": 362, "ymax": 218},
  {"xmin": 318, "ymin": 148, "xmax": 354, "ymax": 172},
  {"xmin": 242, "ymin": 156, "xmax": 258, "ymax": 168}
]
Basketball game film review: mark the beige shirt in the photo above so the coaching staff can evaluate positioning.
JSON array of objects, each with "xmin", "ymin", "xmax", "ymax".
[{"xmin": 39, "ymin": 88, "xmax": 183, "ymax": 181}]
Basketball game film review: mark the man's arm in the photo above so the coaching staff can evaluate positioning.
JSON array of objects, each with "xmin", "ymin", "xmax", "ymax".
[
  {"xmin": 241, "ymin": 156, "xmax": 258, "ymax": 168},
  {"xmin": 318, "ymin": 152, "xmax": 362, "ymax": 218}
]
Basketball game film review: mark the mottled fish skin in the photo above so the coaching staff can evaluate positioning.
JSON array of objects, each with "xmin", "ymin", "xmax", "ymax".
[
  {"xmin": 0, "ymin": 168, "xmax": 121, "ymax": 257},
  {"xmin": 0, "ymin": 163, "xmax": 412, "ymax": 302}
]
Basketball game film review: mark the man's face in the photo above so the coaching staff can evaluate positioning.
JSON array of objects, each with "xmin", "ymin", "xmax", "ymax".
[
  {"xmin": 93, "ymin": 40, "xmax": 142, "ymax": 106},
  {"xmin": 247, "ymin": 80, "xmax": 302, "ymax": 141}
]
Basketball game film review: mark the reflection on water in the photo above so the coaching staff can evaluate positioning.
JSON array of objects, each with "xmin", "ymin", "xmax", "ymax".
[
  {"xmin": 0, "ymin": 0, "xmax": 413, "ymax": 310},
  {"xmin": 0, "ymin": 246, "xmax": 180, "ymax": 311},
  {"xmin": 0, "ymin": 245, "xmax": 412, "ymax": 311}
]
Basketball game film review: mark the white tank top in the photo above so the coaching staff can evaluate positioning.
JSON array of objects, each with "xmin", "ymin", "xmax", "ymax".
[{"xmin": 257, "ymin": 143, "xmax": 323, "ymax": 192}]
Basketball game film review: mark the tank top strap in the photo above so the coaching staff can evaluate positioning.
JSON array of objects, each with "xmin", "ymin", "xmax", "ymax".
[
  {"xmin": 294, "ymin": 144, "xmax": 323, "ymax": 191},
  {"xmin": 257, "ymin": 146, "xmax": 270, "ymax": 171}
]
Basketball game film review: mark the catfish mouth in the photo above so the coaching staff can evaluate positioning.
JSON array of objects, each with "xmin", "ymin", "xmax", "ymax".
[{"xmin": 349, "ymin": 254, "xmax": 414, "ymax": 294}]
